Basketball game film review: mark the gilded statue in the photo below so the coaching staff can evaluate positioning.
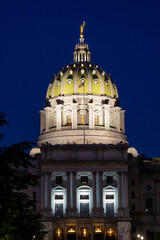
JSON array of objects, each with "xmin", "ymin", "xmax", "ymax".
[{"xmin": 80, "ymin": 21, "xmax": 86, "ymax": 37}]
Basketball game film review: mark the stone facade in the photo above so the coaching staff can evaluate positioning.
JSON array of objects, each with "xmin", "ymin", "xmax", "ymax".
[{"xmin": 28, "ymin": 31, "xmax": 160, "ymax": 240}]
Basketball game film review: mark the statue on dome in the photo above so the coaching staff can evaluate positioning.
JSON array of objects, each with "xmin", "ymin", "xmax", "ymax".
[{"xmin": 80, "ymin": 21, "xmax": 86, "ymax": 37}]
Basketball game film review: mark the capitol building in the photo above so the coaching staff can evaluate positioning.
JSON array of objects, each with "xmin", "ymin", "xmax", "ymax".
[{"xmin": 30, "ymin": 23, "xmax": 160, "ymax": 240}]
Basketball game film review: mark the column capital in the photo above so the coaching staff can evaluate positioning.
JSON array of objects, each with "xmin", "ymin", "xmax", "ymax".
[
  {"xmin": 55, "ymin": 104, "xmax": 63, "ymax": 110},
  {"xmin": 92, "ymin": 171, "xmax": 97, "ymax": 176},
  {"xmin": 66, "ymin": 171, "xmax": 71, "ymax": 176},
  {"xmin": 123, "ymin": 171, "xmax": 128, "ymax": 176},
  {"xmin": 117, "ymin": 171, "xmax": 122, "ymax": 176},
  {"xmin": 47, "ymin": 171, "xmax": 52, "ymax": 176},
  {"xmin": 72, "ymin": 172, "xmax": 77, "ymax": 176},
  {"xmin": 98, "ymin": 171, "xmax": 103, "ymax": 176}
]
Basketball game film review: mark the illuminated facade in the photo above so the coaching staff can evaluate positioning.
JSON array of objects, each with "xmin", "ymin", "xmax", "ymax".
[{"xmin": 30, "ymin": 25, "xmax": 160, "ymax": 240}]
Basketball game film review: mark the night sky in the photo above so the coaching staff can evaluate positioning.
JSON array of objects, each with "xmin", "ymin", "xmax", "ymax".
[{"xmin": 0, "ymin": 0, "xmax": 160, "ymax": 157}]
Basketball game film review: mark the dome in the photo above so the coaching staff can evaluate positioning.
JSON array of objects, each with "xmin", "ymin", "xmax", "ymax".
[
  {"xmin": 46, "ymin": 37, "xmax": 118, "ymax": 100},
  {"xmin": 46, "ymin": 63, "xmax": 118, "ymax": 99},
  {"xmin": 38, "ymin": 25, "xmax": 127, "ymax": 147}
]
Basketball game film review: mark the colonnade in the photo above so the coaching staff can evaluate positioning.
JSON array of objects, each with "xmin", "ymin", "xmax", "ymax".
[{"xmin": 40, "ymin": 102, "xmax": 125, "ymax": 133}]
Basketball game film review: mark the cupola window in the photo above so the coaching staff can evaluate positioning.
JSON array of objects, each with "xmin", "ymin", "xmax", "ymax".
[
  {"xmin": 67, "ymin": 115, "xmax": 71, "ymax": 125},
  {"xmin": 81, "ymin": 69, "xmax": 85, "ymax": 74},
  {"xmin": 94, "ymin": 79, "xmax": 98, "ymax": 84},
  {"xmin": 95, "ymin": 115, "xmax": 99, "ymax": 125},
  {"xmin": 67, "ymin": 78, "xmax": 72, "ymax": 85},
  {"xmin": 80, "ymin": 76, "xmax": 86, "ymax": 84},
  {"xmin": 56, "ymin": 80, "xmax": 60, "ymax": 86},
  {"xmin": 81, "ymin": 115, "xmax": 84, "ymax": 124}
]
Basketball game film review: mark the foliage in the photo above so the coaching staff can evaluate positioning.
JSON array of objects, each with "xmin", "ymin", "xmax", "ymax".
[
  {"xmin": 0, "ymin": 112, "xmax": 9, "ymax": 141},
  {"xmin": 0, "ymin": 113, "xmax": 46, "ymax": 240}
]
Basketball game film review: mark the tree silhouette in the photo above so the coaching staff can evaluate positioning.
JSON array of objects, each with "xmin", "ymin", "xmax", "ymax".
[{"xmin": 0, "ymin": 114, "xmax": 46, "ymax": 240}]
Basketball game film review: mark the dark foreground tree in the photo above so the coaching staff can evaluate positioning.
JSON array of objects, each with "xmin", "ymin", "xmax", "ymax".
[{"xmin": 0, "ymin": 114, "xmax": 46, "ymax": 240}]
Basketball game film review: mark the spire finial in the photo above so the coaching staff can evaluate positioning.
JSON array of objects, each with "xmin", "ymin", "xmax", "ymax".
[{"xmin": 80, "ymin": 21, "xmax": 86, "ymax": 38}]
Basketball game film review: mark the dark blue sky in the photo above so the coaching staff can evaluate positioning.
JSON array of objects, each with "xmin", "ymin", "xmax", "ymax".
[{"xmin": 0, "ymin": 0, "xmax": 160, "ymax": 157}]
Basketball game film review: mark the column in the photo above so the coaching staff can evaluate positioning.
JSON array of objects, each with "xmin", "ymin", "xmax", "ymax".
[
  {"xmin": 56, "ymin": 105, "xmax": 62, "ymax": 130},
  {"xmin": 40, "ymin": 110, "xmax": 45, "ymax": 133},
  {"xmin": 124, "ymin": 172, "xmax": 129, "ymax": 208},
  {"xmin": 44, "ymin": 173, "xmax": 47, "ymax": 209},
  {"xmin": 72, "ymin": 172, "xmax": 77, "ymax": 210},
  {"xmin": 40, "ymin": 173, "xmax": 44, "ymax": 210},
  {"xmin": 155, "ymin": 180, "xmax": 159, "ymax": 214},
  {"xmin": 118, "ymin": 172, "xmax": 122, "ymax": 209},
  {"xmin": 92, "ymin": 172, "xmax": 97, "ymax": 209},
  {"xmin": 72, "ymin": 104, "xmax": 78, "ymax": 129},
  {"xmin": 103, "ymin": 105, "xmax": 110, "ymax": 130},
  {"xmin": 66, "ymin": 172, "xmax": 71, "ymax": 211},
  {"xmin": 115, "ymin": 107, "xmax": 120, "ymax": 132},
  {"xmin": 47, "ymin": 172, "xmax": 52, "ymax": 214},
  {"xmin": 45, "ymin": 107, "xmax": 50, "ymax": 132},
  {"xmin": 121, "ymin": 110, "xmax": 125, "ymax": 133},
  {"xmin": 88, "ymin": 103, "xmax": 94, "ymax": 129},
  {"xmin": 99, "ymin": 172, "xmax": 103, "ymax": 209},
  {"xmin": 121, "ymin": 110, "xmax": 126, "ymax": 133}
]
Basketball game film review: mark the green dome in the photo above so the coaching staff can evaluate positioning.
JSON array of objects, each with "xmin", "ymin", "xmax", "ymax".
[{"xmin": 46, "ymin": 37, "xmax": 118, "ymax": 99}]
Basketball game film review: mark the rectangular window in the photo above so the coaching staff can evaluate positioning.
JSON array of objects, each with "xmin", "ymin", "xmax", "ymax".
[
  {"xmin": 95, "ymin": 115, "xmax": 99, "ymax": 125},
  {"xmin": 67, "ymin": 115, "xmax": 71, "ymax": 125},
  {"xmin": 131, "ymin": 179, "xmax": 135, "ymax": 186},
  {"xmin": 106, "ymin": 194, "xmax": 114, "ymax": 199},
  {"xmin": 55, "ymin": 195, "xmax": 63, "ymax": 200},
  {"xmin": 131, "ymin": 204, "xmax": 135, "ymax": 211},
  {"xmin": 131, "ymin": 191, "xmax": 135, "ymax": 199},
  {"xmin": 81, "ymin": 176, "xmax": 88, "ymax": 184},
  {"xmin": 106, "ymin": 176, "xmax": 113, "ymax": 184},
  {"xmin": 55, "ymin": 203, "xmax": 63, "ymax": 218},
  {"xmin": 106, "ymin": 203, "xmax": 114, "ymax": 216},
  {"xmin": 80, "ymin": 203, "xmax": 89, "ymax": 217},
  {"xmin": 56, "ymin": 176, "xmax": 62, "ymax": 184},
  {"xmin": 80, "ymin": 195, "xmax": 89, "ymax": 200},
  {"xmin": 81, "ymin": 115, "xmax": 84, "ymax": 124},
  {"xmin": 146, "ymin": 198, "xmax": 153, "ymax": 214}
]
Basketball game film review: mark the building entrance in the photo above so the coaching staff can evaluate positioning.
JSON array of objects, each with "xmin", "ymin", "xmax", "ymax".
[
  {"xmin": 79, "ymin": 228, "xmax": 91, "ymax": 240},
  {"xmin": 54, "ymin": 228, "xmax": 64, "ymax": 240},
  {"xmin": 105, "ymin": 228, "xmax": 117, "ymax": 240}
]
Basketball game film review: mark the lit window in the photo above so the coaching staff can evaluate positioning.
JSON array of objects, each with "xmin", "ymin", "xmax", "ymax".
[
  {"xmin": 95, "ymin": 115, "xmax": 99, "ymax": 125},
  {"xmin": 81, "ymin": 176, "xmax": 88, "ymax": 184},
  {"xmin": 67, "ymin": 115, "xmax": 71, "ymax": 125},
  {"xmin": 81, "ymin": 115, "xmax": 84, "ymax": 124}
]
